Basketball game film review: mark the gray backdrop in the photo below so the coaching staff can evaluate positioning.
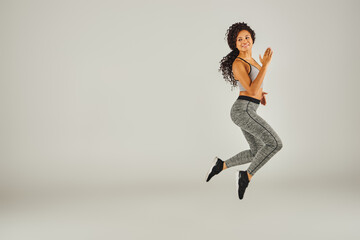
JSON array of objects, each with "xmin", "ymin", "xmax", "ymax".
[{"xmin": 1, "ymin": 0, "xmax": 359, "ymax": 239}]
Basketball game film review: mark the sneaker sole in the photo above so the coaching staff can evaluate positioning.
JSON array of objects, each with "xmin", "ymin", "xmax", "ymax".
[
  {"xmin": 205, "ymin": 156, "xmax": 219, "ymax": 182},
  {"xmin": 236, "ymin": 171, "xmax": 240, "ymax": 196}
]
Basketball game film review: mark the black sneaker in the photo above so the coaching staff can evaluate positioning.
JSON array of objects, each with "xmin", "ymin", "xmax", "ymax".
[
  {"xmin": 205, "ymin": 157, "xmax": 224, "ymax": 182},
  {"xmin": 237, "ymin": 170, "xmax": 250, "ymax": 199}
]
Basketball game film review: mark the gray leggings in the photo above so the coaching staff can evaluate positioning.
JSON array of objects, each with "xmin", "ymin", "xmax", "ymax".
[{"xmin": 224, "ymin": 95, "xmax": 283, "ymax": 176}]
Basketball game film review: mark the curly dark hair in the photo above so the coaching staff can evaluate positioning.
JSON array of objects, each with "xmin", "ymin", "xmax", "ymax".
[{"xmin": 218, "ymin": 22, "xmax": 256, "ymax": 91}]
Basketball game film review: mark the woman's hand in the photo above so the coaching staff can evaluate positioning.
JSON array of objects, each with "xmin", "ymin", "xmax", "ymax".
[
  {"xmin": 259, "ymin": 47, "xmax": 273, "ymax": 67},
  {"xmin": 260, "ymin": 92, "xmax": 268, "ymax": 105}
]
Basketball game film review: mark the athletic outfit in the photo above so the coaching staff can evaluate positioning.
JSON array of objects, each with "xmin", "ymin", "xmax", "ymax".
[
  {"xmin": 224, "ymin": 57, "xmax": 283, "ymax": 176},
  {"xmin": 205, "ymin": 57, "xmax": 283, "ymax": 199}
]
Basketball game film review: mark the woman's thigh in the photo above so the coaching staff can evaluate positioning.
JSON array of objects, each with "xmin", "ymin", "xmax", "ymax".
[{"xmin": 231, "ymin": 101, "xmax": 282, "ymax": 148}]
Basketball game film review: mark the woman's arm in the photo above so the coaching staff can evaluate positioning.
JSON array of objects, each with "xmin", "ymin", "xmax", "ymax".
[
  {"xmin": 253, "ymin": 47, "xmax": 273, "ymax": 95},
  {"xmin": 250, "ymin": 65, "xmax": 268, "ymax": 95}
]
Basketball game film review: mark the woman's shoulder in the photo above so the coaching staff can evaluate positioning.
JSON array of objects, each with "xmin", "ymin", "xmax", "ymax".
[{"xmin": 233, "ymin": 58, "xmax": 251, "ymax": 74}]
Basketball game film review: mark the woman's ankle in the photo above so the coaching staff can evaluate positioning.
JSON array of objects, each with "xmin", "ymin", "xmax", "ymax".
[
  {"xmin": 223, "ymin": 162, "xmax": 227, "ymax": 170},
  {"xmin": 247, "ymin": 171, "xmax": 252, "ymax": 181}
]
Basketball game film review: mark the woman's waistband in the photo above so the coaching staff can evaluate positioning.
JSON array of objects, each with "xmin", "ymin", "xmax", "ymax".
[{"xmin": 237, "ymin": 95, "xmax": 260, "ymax": 104}]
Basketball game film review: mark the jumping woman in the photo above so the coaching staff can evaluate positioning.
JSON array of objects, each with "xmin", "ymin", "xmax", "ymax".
[{"xmin": 206, "ymin": 22, "xmax": 283, "ymax": 200}]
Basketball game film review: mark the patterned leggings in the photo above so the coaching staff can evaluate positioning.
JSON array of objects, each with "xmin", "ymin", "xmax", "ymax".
[{"xmin": 224, "ymin": 95, "xmax": 283, "ymax": 176}]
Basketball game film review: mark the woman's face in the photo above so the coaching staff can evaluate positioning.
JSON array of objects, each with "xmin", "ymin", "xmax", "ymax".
[{"xmin": 236, "ymin": 30, "xmax": 253, "ymax": 51}]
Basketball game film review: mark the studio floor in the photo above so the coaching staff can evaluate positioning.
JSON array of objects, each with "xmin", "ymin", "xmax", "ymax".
[{"xmin": 1, "ymin": 175, "xmax": 359, "ymax": 240}]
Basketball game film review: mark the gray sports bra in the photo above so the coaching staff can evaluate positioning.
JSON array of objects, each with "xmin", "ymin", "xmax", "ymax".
[{"xmin": 235, "ymin": 57, "xmax": 264, "ymax": 91}]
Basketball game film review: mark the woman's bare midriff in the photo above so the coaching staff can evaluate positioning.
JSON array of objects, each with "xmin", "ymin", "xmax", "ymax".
[{"xmin": 239, "ymin": 88, "xmax": 263, "ymax": 101}]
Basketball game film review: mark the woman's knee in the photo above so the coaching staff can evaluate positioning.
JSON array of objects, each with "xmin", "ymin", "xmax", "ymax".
[
  {"xmin": 266, "ymin": 137, "xmax": 282, "ymax": 151},
  {"xmin": 276, "ymin": 138, "xmax": 283, "ymax": 151}
]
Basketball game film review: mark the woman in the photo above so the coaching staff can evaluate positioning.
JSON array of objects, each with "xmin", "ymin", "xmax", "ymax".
[{"xmin": 205, "ymin": 22, "xmax": 283, "ymax": 200}]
